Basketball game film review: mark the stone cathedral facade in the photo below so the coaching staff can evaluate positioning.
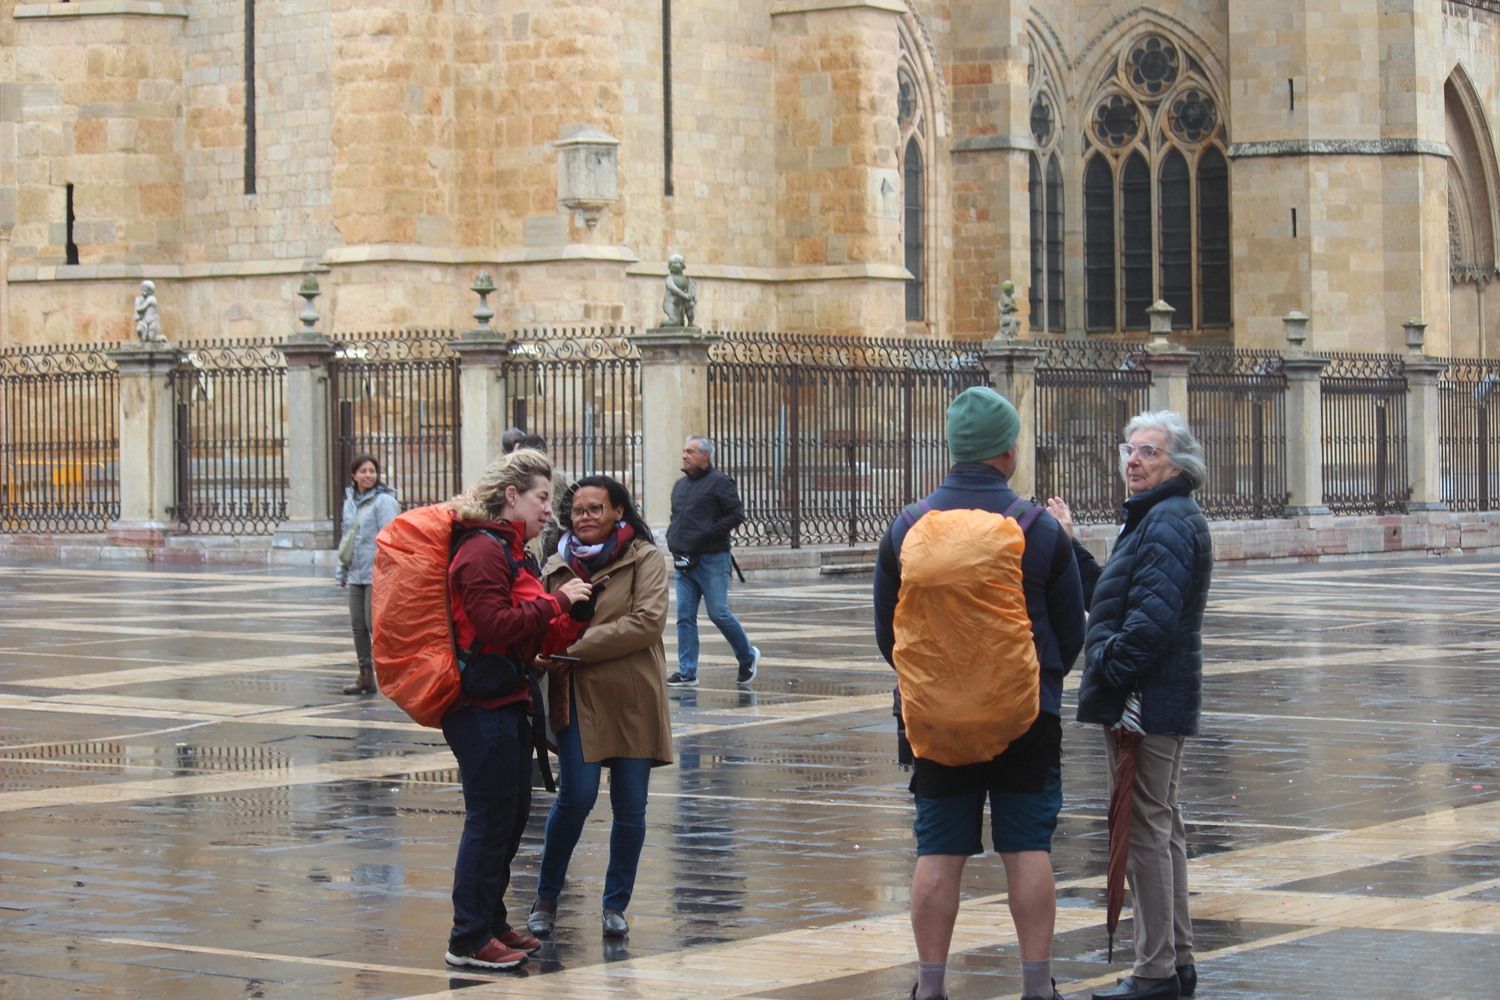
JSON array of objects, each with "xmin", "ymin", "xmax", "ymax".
[{"xmin": 2, "ymin": 1, "xmax": 1500, "ymax": 355}]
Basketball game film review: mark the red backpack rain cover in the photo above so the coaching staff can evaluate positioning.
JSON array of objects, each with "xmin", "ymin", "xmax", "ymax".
[{"xmin": 371, "ymin": 504, "xmax": 464, "ymax": 728}]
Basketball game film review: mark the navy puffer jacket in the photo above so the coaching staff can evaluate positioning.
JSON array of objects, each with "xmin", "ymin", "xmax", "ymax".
[{"xmin": 1075, "ymin": 476, "xmax": 1212, "ymax": 735}]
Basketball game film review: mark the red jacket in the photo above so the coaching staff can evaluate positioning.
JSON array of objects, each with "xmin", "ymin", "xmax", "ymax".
[{"xmin": 448, "ymin": 519, "xmax": 573, "ymax": 710}]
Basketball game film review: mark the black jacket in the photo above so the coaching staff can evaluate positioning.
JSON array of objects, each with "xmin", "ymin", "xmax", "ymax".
[
  {"xmin": 666, "ymin": 467, "xmax": 744, "ymax": 556},
  {"xmin": 1075, "ymin": 476, "xmax": 1213, "ymax": 735}
]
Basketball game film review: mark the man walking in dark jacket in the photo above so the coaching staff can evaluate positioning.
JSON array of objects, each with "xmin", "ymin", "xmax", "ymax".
[
  {"xmin": 665, "ymin": 435, "xmax": 759, "ymax": 687},
  {"xmin": 874, "ymin": 387, "xmax": 1085, "ymax": 1000}
]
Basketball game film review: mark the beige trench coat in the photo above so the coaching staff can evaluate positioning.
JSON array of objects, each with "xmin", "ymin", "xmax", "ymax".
[{"xmin": 542, "ymin": 537, "xmax": 674, "ymax": 767}]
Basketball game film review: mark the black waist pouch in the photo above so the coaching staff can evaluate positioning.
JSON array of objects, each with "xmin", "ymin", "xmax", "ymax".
[{"xmin": 459, "ymin": 651, "xmax": 530, "ymax": 700}]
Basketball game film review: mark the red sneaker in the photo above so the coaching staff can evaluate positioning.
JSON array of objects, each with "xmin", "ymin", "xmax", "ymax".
[
  {"xmin": 443, "ymin": 937, "xmax": 527, "ymax": 970},
  {"xmin": 497, "ymin": 926, "xmax": 542, "ymax": 953}
]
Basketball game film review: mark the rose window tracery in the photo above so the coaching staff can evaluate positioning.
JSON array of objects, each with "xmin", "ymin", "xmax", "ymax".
[
  {"xmin": 1168, "ymin": 89, "xmax": 1217, "ymax": 144},
  {"xmin": 1093, "ymin": 95, "xmax": 1141, "ymax": 148},
  {"xmin": 1031, "ymin": 94, "xmax": 1054, "ymax": 148},
  {"xmin": 1127, "ymin": 35, "xmax": 1179, "ymax": 98}
]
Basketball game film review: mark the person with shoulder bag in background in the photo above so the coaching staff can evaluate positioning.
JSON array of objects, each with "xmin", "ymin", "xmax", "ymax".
[
  {"xmin": 665, "ymin": 435, "xmax": 760, "ymax": 688},
  {"xmin": 335, "ymin": 453, "xmax": 400, "ymax": 695}
]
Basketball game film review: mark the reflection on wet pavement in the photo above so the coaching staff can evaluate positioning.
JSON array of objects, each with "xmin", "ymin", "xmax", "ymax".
[{"xmin": 1, "ymin": 557, "xmax": 1498, "ymax": 998}]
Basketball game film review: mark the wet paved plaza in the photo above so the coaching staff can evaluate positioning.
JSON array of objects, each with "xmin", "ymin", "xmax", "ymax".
[{"xmin": 1, "ymin": 554, "xmax": 1499, "ymax": 999}]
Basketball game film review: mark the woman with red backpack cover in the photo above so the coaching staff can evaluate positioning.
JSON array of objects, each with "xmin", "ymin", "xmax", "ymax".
[{"xmin": 440, "ymin": 449, "xmax": 592, "ymax": 971}]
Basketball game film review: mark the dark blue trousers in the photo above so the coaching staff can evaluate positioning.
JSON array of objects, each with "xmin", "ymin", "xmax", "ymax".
[{"xmin": 442, "ymin": 703, "xmax": 531, "ymax": 953}]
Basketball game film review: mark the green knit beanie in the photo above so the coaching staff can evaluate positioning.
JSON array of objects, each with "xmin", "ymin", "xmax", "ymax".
[{"xmin": 946, "ymin": 386, "xmax": 1021, "ymax": 463}]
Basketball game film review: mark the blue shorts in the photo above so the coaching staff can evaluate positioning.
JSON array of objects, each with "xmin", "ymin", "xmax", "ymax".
[{"xmin": 914, "ymin": 766, "xmax": 1062, "ymax": 855}]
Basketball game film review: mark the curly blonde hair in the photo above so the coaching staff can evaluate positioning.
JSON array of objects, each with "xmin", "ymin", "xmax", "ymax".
[{"xmin": 451, "ymin": 448, "xmax": 554, "ymax": 522}]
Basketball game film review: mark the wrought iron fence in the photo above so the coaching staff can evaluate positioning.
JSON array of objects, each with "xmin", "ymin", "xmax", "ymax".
[
  {"xmin": 0, "ymin": 344, "xmax": 120, "ymax": 532},
  {"xmin": 1436, "ymin": 356, "xmax": 1500, "ymax": 511},
  {"xmin": 1321, "ymin": 352, "xmax": 1409, "ymax": 514},
  {"xmin": 172, "ymin": 339, "xmax": 288, "ymax": 534},
  {"xmin": 1188, "ymin": 347, "xmax": 1288, "ymax": 519},
  {"xmin": 1033, "ymin": 339, "xmax": 1151, "ymax": 524},
  {"xmin": 331, "ymin": 330, "xmax": 461, "ymax": 533},
  {"xmin": 506, "ymin": 329, "xmax": 642, "ymax": 502},
  {"xmin": 708, "ymin": 331, "xmax": 985, "ymax": 547}
]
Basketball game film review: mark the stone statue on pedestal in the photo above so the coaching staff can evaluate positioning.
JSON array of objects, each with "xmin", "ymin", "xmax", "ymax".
[
  {"xmin": 998, "ymin": 280, "xmax": 1021, "ymax": 340},
  {"xmin": 134, "ymin": 281, "xmax": 165, "ymax": 343},
  {"xmin": 661, "ymin": 254, "xmax": 697, "ymax": 327}
]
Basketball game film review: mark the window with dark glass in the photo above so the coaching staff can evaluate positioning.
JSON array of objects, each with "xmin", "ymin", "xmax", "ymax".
[
  {"xmin": 1121, "ymin": 152, "xmax": 1152, "ymax": 329},
  {"xmin": 1085, "ymin": 156, "xmax": 1116, "ymax": 331},
  {"xmin": 1045, "ymin": 157, "xmax": 1064, "ymax": 331},
  {"xmin": 1198, "ymin": 146, "xmax": 1230, "ymax": 326},
  {"xmin": 1081, "ymin": 34, "xmax": 1231, "ymax": 334},
  {"xmin": 904, "ymin": 136, "xmax": 924, "ymax": 321},
  {"xmin": 1029, "ymin": 156, "xmax": 1044, "ymax": 326},
  {"xmin": 1159, "ymin": 148, "xmax": 1192, "ymax": 328}
]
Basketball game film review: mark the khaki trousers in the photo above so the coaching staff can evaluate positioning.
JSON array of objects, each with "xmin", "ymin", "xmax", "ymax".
[{"xmin": 1104, "ymin": 730, "xmax": 1193, "ymax": 979}]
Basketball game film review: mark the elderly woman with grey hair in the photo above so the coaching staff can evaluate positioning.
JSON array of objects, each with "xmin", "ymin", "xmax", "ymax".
[{"xmin": 1046, "ymin": 410, "xmax": 1212, "ymax": 1000}]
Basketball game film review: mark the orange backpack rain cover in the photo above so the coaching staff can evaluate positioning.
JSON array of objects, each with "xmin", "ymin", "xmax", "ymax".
[
  {"xmin": 893, "ymin": 508, "xmax": 1040, "ymax": 767},
  {"xmin": 371, "ymin": 504, "xmax": 463, "ymax": 728}
]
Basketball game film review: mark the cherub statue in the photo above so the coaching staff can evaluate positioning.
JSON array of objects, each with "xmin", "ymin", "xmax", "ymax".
[
  {"xmin": 134, "ymin": 281, "xmax": 165, "ymax": 343},
  {"xmin": 998, "ymin": 280, "xmax": 1021, "ymax": 340},
  {"xmin": 661, "ymin": 254, "xmax": 697, "ymax": 327}
]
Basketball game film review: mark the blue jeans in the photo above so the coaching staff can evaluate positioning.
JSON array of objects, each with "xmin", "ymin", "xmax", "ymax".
[
  {"xmin": 442, "ymin": 703, "xmax": 531, "ymax": 953},
  {"xmin": 536, "ymin": 706, "xmax": 653, "ymax": 913},
  {"xmin": 675, "ymin": 550, "xmax": 753, "ymax": 679}
]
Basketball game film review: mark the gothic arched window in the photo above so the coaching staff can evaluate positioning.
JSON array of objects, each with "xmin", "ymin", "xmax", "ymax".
[
  {"xmin": 1028, "ymin": 44, "xmax": 1065, "ymax": 333},
  {"xmin": 904, "ymin": 136, "xmax": 925, "ymax": 322},
  {"xmin": 1082, "ymin": 33, "xmax": 1230, "ymax": 332},
  {"xmin": 896, "ymin": 46, "xmax": 934, "ymax": 325}
]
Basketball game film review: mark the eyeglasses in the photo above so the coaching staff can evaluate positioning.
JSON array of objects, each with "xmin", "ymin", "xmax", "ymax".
[
  {"xmin": 1118, "ymin": 442, "xmax": 1170, "ymax": 461},
  {"xmin": 570, "ymin": 503, "xmax": 608, "ymax": 520}
]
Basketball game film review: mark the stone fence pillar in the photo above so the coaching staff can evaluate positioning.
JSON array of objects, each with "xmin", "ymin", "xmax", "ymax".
[
  {"xmin": 450, "ymin": 272, "xmax": 511, "ymax": 486},
  {"xmin": 978, "ymin": 338, "xmax": 1047, "ymax": 499},
  {"xmin": 1401, "ymin": 318, "xmax": 1447, "ymax": 511},
  {"xmin": 1140, "ymin": 300, "xmax": 1195, "ymax": 416},
  {"xmin": 107, "ymin": 342, "xmax": 182, "ymax": 545},
  {"xmin": 273, "ymin": 276, "xmax": 336, "ymax": 549},
  {"xmin": 1280, "ymin": 310, "xmax": 1331, "ymax": 516},
  {"xmin": 628, "ymin": 325, "xmax": 721, "ymax": 532}
]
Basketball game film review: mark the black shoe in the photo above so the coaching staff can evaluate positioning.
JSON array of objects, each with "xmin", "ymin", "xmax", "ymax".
[
  {"xmin": 1176, "ymin": 965, "xmax": 1196, "ymax": 998},
  {"xmin": 602, "ymin": 908, "xmax": 629, "ymax": 937},
  {"xmin": 737, "ymin": 646, "xmax": 761, "ymax": 685},
  {"xmin": 908, "ymin": 986, "xmax": 948, "ymax": 1000},
  {"xmin": 665, "ymin": 671, "xmax": 698, "ymax": 687},
  {"xmin": 1023, "ymin": 978, "xmax": 1067, "ymax": 1000},
  {"xmin": 525, "ymin": 899, "xmax": 555, "ymax": 937},
  {"xmin": 1091, "ymin": 976, "xmax": 1180, "ymax": 1000}
]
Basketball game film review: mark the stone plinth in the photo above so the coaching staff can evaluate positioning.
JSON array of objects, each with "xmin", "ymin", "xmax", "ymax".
[
  {"xmin": 107, "ymin": 342, "xmax": 183, "ymax": 545},
  {"xmin": 628, "ymin": 325, "xmax": 721, "ymax": 530},
  {"xmin": 1283, "ymin": 352, "xmax": 1332, "ymax": 516},
  {"xmin": 450, "ymin": 331, "xmax": 512, "ymax": 484},
  {"xmin": 272, "ymin": 334, "xmax": 336, "ymax": 549},
  {"xmin": 978, "ymin": 338, "xmax": 1048, "ymax": 498}
]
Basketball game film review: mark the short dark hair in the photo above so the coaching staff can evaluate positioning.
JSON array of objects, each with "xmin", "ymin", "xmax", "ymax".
[{"xmin": 520, "ymin": 433, "xmax": 548, "ymax": 452}]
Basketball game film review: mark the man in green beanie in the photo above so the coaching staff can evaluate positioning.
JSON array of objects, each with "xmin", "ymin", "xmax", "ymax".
[{"xmin": 873, "ymin": 385, "xmax": 1086, "ymax": 1000}]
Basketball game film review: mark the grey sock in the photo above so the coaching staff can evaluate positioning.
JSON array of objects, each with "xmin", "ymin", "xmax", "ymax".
[
  {"xmin": 1021, "ymin": 959, "xmax": 1052, "ymax": 998},
  {"xmin": 917, "ymin": 960, "xmax": 946, "ymax": 999}
]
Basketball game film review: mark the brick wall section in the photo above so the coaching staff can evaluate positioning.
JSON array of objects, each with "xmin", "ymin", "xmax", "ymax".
[
  {"xmin": 10, "ymin": 12, "xmax": 185, "ymax": 265},
  {"xmin": 183, "ymin": 0, "xmax": 336, "ymax": 263},
  {"xmin": 772, "ymin": 9, "xmax": 901, "ymax": 272},
  {"xmin": 948, "ymin": 0, "xmax": 1028, "ymax": 339},
  {"xmin": 330, "ymin": 0, "xmax": 455, "ymax": 247}
]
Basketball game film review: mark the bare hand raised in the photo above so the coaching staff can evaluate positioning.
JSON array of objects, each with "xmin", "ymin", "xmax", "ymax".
[
  {"xmin": 1045, "ymin": 497, "xmax": 1074, "ymax": 539},
  {"xmin": 557, "ymin": 578, "xmax": 593, "ymax": 604}
]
